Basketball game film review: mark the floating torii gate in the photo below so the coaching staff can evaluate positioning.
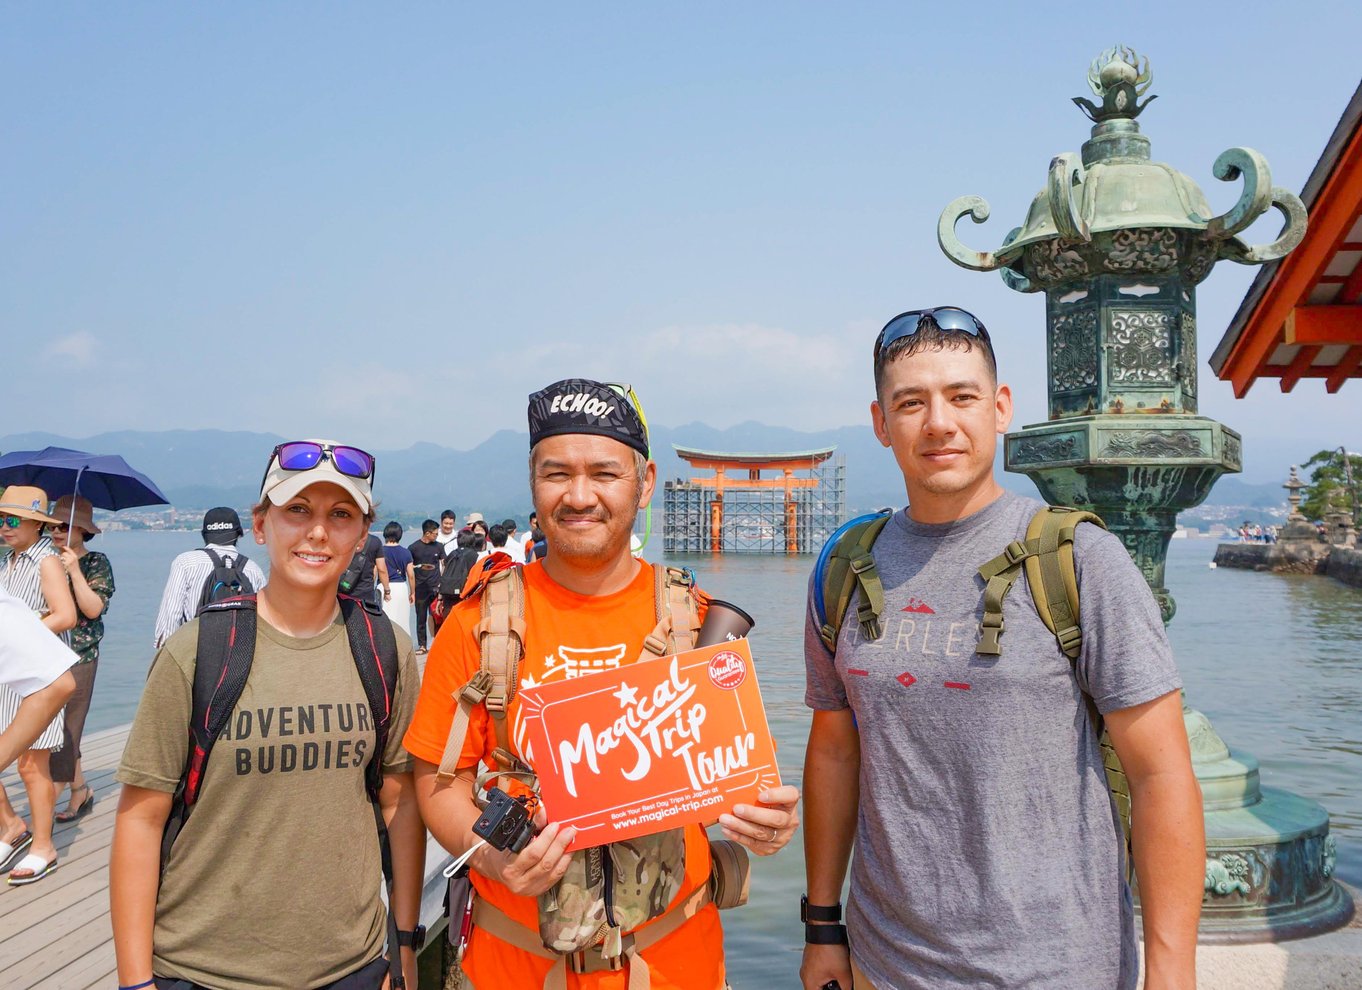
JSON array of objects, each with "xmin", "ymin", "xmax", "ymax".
[{"xmin": 670, "ymin": 445, "xmax": 837, "ymax": 554}]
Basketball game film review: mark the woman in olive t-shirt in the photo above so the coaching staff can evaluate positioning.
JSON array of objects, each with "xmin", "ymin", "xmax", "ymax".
[{"xmin": 109, "ymin": 444, "xmax": 425, "ymax": 990}]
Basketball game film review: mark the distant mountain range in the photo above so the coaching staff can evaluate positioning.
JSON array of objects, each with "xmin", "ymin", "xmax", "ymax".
[{"xmin": 0, "ymin": 426, "xmax": 1291, "ymax": 522}]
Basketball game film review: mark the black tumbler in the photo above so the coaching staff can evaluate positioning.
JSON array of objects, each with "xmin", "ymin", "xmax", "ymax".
[{"xmin": 695, "ymin": 599, "xmax": 756, "ymax": 647}]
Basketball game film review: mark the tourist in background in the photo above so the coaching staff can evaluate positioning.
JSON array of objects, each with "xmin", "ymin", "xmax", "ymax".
[
  {"xmin": 153, "ymin": 507, "xmax": 266, "ymax": 648},
  {"xmin": 435, "ymin": 509, "xmax": 459, "ymax": 548},
  {"xmin": 343, "ymin": 527, "xmax": 389, "ymax": 608},
  {"xmin": 526, "ymin": 510, "xmax": 547, "ymax": 561},
  {"xmin": 381, "ymin": 521, "xmax": 415, "ymax": 639},
  {"xmin": 0, "ymin": 585, "xmax": 76, "ymax": 774},
  {"xmin": 48, "ymin": 495, "xmax": 115, "ymax": 824},
  {"xmin": 0, "ymin": 486, "xmax": 77, "ymax": 885},
  {"xmin": 111, "ymin": 440, "xmax": 424, "ymax": 989},
  {"xmin": 407, "ymin": 518, "xmax": 445, "ymax": 655}
]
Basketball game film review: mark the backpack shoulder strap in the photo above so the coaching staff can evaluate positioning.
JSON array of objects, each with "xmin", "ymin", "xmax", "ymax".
[
  {"xmin": 338, "ymin": 593, "xmax": 409, "ymax": 990},
  {"xmin": 975, "ymin": 506, "xmax": 1132, "ymax": 879},
  {"xmin": 161, "ymin": 595, "xmax": 258, "ymax": 871},
  {"xmin": 1021, "ymin": 507, "xmax": 1105, "ymax": 659},
  {"xmin": 1019, "ymin": 509, "xmax": 1130, "ymax": 878},
  {"xmin": 201, "ymin": 547, "xmax": 222, "ymax": 567},
  {"xmin": 338, "ymin": 594, "xmax": 401, "ymax": 801},
  {"xmin": 637, "ymin": 565, "xmax": 702, "ymax": 660},
  {"xmin": 436, "ymin": 566, "xmax": 526, "ymax": 782},
  {"xmin": 813, "ymin": 511, "xmax": 893, "ymax": 653},
  {"xmin": 975, "ymin": 506, "xmax": 1105, "ymax": 657}
]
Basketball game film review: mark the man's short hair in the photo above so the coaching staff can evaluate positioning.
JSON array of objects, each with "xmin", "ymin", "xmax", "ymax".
[
  {"xmin": 422, "ymin": 518, "xmax": 439, "ymax": 534},
  {"xmin": 489, "ymin": 524, "xmax": 508, "ymax": 548},
  {"xmin": 502, "ymin": 518, "xmax": 517, "ymax": 532},
  {"xmin": 873, "ymin": 313, "xmax": 998, "ymax": 397},
  {"xmin": 456, "ymin": 530, "xmax": 477, "ymax": 550},
  {"xmin": 383, "ymin": 521, "xmax": 403, "ymax": 542}
]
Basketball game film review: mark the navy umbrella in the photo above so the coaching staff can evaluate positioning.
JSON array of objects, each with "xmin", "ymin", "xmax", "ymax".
[{"xmin": 0, "ymin": 446, "xmax": 169, "ymax": 510}]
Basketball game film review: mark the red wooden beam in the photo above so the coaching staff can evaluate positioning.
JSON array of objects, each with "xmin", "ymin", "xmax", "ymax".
[
  {"xmin": 1340, "ymin": 257, "xmax": 1362, "ymax": 305},
  {"xmin": 1326, "ymin": 346, "xmax": 1362, "ymax": 393},
  {"xmin": 1280, "ymin": 345, "xmax": 1321, "ymax": 392},
  {"xmin": 1285, "ymin": 306, "xmax": 1362, "ymax": 345}
]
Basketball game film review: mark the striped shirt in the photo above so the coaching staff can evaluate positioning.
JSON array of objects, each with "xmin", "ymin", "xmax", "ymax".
[
  {"xmin": 0, "ymin": 537, "xmax": 69, "ymax": 748},
  {"xmin": 153, "ymin": 545, "xmax": 268, "ymax": 648}
]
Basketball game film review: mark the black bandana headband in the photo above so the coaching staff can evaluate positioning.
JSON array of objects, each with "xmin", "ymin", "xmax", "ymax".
[{"xmin": 527, "ymin": 379, "xmax": 649, "ymax": 458}]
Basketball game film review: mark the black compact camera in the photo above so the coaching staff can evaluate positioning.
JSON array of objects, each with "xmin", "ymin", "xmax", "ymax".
[{"xmin": 472, "ymin": 786, "xmax": 536, "ymax": 853}]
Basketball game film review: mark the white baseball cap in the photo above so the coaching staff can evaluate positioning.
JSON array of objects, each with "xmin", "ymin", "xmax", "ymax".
[{"xmin": 259, "ymin": 439, "xmax": 375, "ymax": 514}]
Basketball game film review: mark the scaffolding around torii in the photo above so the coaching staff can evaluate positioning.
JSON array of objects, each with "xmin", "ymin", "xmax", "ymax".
[{"xmin": 662, "ymin": 445, "xmax": 846, "ymax": 554}]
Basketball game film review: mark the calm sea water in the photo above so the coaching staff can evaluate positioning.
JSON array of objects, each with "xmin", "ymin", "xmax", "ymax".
[{"xmin": 85, "ymin": 531, "xmax": 1360, "ymax": 984}]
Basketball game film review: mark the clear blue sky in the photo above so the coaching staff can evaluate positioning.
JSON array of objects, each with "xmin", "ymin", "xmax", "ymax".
[{"xmin": 4, "ymin": 3, "xmax": 1359, "ymax": 482}]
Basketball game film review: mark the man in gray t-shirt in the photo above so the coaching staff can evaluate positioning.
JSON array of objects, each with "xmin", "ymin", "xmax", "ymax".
[{"xmin": 801, "ymin": 308, "xmax": 1203, "ymax": 990}]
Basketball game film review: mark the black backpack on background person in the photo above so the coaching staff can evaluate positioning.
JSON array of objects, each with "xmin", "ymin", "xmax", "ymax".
[
  {"xmin": 195, "ymin": 548, "xmax": 255, "ymax": 615},
  {"xmin": 340, "ymin": 535, "xmax": 380, "ymax": 598},
  {"xmin": 438, "ymin": 547, "xmax": 478, "ymax": 601}
]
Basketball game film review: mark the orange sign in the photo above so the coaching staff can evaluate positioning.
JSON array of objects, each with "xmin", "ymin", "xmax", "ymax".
[{"xmin": 517, "ymin": 639, "xmax": 781, "ymax": 850}]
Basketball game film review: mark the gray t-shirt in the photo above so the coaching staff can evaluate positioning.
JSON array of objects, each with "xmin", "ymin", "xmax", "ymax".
[{"xmin": 804, "ymin": 491, "xmax": 1181, "ymax": 990}]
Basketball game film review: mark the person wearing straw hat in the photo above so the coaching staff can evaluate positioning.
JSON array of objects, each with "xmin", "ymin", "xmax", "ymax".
[
  {"xmin": 47, "ymin": 494, "xmax": 115, "ymax": 823},
  {"xmin": 0, "ymin": 485, "xmax": 78, "ymax": 885}
]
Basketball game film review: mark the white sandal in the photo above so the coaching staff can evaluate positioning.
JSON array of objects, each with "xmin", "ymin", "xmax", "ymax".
[
  {"xmin": 0, "ymin": 831, "xmax": 33, "ymax": 872},
  {"xmin": 6, "ymin": 852, "xmax": 58, "ymax": 885}
]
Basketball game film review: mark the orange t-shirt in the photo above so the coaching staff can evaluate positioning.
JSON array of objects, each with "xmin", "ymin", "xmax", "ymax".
[{"xmin": 404, "ymin": 560, "xmax": 725, "ymax": 990}]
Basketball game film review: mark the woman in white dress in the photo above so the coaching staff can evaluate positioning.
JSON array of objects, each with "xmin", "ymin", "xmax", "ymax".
[
  {"xmin": 0, "ymin": 486, "xmax": 77, "ymax": 885},
  {"xmin": 380, "ymin": 521, "xmax": 415, "ymax": 638}
]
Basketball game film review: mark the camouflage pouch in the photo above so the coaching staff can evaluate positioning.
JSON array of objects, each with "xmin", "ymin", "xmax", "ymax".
[{"xmin": 537, "ymin": 827, "xmax": 686, "ymax": 953}]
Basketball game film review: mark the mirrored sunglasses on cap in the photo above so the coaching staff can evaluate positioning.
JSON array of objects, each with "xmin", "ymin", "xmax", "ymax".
[
  {"xmin": 260, "ymin": 441, "xmax": 376, "ymax": 494},
  {"xmin": 875, "ymin": 306, "xmax": 990, "ymax": 359}
]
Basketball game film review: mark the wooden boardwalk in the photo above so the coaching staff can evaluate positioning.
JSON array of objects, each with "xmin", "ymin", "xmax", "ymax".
[{"xmin": 0, "ymin": 724, "xmax": 454, "ymax": 989}]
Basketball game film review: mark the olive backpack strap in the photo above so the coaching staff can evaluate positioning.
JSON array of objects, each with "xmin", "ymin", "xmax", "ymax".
[
  {"xmin": 976, "ymin": 506, "xmax": 1132, "ymax": 880},
  {"xmin": 813, "ymin": 510, "xmax": 894, "ymax": 653},
  {"xmin": 436, "ymin": 566, "xmax": 527, "ymax": 782},
  {"xmin": 1021, "ymin": 508, "xmax": 1132, "ymax": 880}
]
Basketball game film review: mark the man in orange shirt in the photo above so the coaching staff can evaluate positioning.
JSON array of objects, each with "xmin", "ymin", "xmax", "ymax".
[{"xmin": 405, "ymin": 379, "xmax": 800, "ymax": 990}]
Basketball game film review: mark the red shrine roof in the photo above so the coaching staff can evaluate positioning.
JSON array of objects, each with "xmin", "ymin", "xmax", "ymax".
[{"xmin": 1210, "ymin": 80, "xmax": 1362, "ymax": 395}]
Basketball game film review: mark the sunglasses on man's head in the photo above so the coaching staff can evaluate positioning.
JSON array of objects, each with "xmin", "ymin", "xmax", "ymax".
[
  {"xmin": 874, "ymin": 306, "xmax": 991, "ymax": 360},
  {"xmin": 261, "ymin": 441, "xmax": 376, "ymax": 495}
]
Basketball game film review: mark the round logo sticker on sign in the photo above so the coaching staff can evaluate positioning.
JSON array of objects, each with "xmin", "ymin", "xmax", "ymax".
[{"xmin": 708, "ymin": 650, "xmax": 747, "ymax": 690}]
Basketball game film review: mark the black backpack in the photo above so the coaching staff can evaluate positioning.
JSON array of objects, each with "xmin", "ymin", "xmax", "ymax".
[
  {"xmin": 439, "ymin": 547, "xmax": 478, "ymax": 599},
  {"xmin": 195, "ymin": 548, "xmax": 255, "ymax": 615},
  {"xmin": 160, "ymin": 594, "xmax": 409, "ymax": 988},
  {"xmin": 339, "ymin": 534, "xmax": 380, "ymax": 597}
]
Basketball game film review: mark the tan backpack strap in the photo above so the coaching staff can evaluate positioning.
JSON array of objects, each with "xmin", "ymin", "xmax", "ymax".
[
  {"xmin": 663, "ymin": 566, "xmax": 700, "ymax": 653},
  {"xmin": 472, "ymin": 882, "xmax": 711, "ymax": 990},
  {"xmin": 636, "ymin": 565, "xmax": 701, "ymax": 661},
  {"xmin": 434, "ymin": 567, "xmax": 526, "ymax": 783}
]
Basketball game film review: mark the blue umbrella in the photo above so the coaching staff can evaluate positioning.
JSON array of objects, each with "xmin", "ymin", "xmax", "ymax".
[{"xmin": 0, "ymin": 446, "xmax": 169, "ymax": 510}]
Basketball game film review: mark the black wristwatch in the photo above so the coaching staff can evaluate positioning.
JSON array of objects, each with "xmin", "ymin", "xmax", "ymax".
[
  {"xmin": 801, "ymin": 895, "xmax": 848, "ymax": 945},
  {"xmin": 397, "ymin": 925, "xmax": 426, "ymax": 951}
]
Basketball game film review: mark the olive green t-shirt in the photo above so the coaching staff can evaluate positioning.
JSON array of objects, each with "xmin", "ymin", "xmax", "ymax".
[{"xmin": 117, "ymin": 612, "xmax": 418, "ymax": 990}]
